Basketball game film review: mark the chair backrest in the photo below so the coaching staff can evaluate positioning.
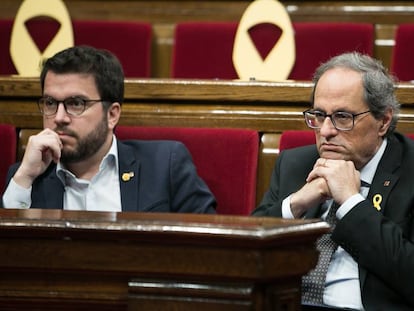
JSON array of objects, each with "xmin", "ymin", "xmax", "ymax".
[
  {"xmin": 289, "ymin": 22, "xmax": 374, "ymax": 80},
  {"xmin": 391, "ymin": 23, "xmax": 414, "ymax": 82},
  {"xmin": 73, "ymin": 20, "xmax": 152, "ymax": 77},
  {"xmin": 171, "ymin": 22, "xmax": 238, "ymax": 79},
  {"xmin": 115, "ymin": 126, "xmax": 259, "ymax": 215},
  {"xmin": 0, "ymin": 124, "xmax": 16, "ymax": 195},
  {"xmin": 171, "ymin": 21, "xmax": 374, "ymax": 80},
  {"xmin": 0, "ymin": 19, "xmax": 152, "ymax": 77},
  {"xmin": 279, "ymin": 130, "xmax": 315, "ymax": 152}
]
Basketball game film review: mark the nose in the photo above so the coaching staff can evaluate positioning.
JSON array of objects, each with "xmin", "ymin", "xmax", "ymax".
[
  {"xmin": 54, "ymin": 102, "xmax": 70, "ymax": 122},
  {"xmin": 319, "ymin": 116, "xmax": 338, "ymax": 137}
]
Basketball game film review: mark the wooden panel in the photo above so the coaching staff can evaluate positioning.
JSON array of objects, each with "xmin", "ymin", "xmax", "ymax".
[{"xmin": 0, "ymin": 208, "xmax": 329, "ymax": 310}]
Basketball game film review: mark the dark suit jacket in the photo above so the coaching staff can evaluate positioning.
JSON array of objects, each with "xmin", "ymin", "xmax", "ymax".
[
  {"xmin": 253, "ymin": 132, "xmax": 414, "ymax": 310},
  {"xmin": 2, "ymin": 139, "xmax": 216, "ymax": 214}
]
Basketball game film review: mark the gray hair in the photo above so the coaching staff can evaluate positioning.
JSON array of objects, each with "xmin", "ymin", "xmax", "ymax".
[{"xmin": 311, "ymin": 52, "xmax": 400, "ymax": 136}]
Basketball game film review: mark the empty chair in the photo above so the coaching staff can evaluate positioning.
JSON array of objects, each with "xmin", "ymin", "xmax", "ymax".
[
  {"xmin": 171, "ymin": 21, "xmax": 374, "ymax": 80},
  {"xmin": 0, "ymin": 124, "xmax": 16, "ymax": 195},
  {"xmin": 289, "ymin": 22, "xmax": 374, "ymax": 80},
  {"xmin": 115, "ymin": 126, "xmax": 259, "ymax": 215},
  {"xmin": 0, "ymin": 19, "xmax": 152, "ymax": 77},
  {"xmin": 73, "ymin": 20, "xmax": 152, "ymax": 78},
  {"xmin": 171, "ymin": 22, "xmax": 238, "ymax": 79},
  {"xmin": 391, "ymin": 23, "xmax": 414, "ymax": 82}
]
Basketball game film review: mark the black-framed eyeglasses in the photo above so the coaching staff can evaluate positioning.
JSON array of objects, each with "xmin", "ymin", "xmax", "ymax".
[
  {"xmin": 303, "ymin": 109, "xmax": 371, "ymax": 131},
  {"xmin": 38, "ymin": 96, "xmax": 105, "ymax": 116}
]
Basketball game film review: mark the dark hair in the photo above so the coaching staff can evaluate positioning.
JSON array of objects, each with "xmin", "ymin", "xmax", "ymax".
[
  {"xmin": 40, "ymin": 45, "xmax": 124, "ymax": 110},
  {"xmin": 310, "ymin": 52, "xmax": 400, "ymax": 136}
]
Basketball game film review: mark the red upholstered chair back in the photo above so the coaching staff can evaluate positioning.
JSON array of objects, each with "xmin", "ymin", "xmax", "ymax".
[
  {"xmin": 0, "ymin": 19, "xmax": 152, "ymax": 77},
  {"xmin": 279, "ymin": 130, "xmax": 315, "ymax": 152},
  {"xmin": 73, "ymin": 20, "xmax": 152, "ymax": 77},
  {"xmin": 0, "ymin": 124, "xmax": 16, "ymax": 195},
  {"xmin": 391, "ymin": 24, "xmax": 414, "ymax": 82},
  {"xmin": 171, "ymin": 22, "xmax": 374, "ymax": 80},
  {"xmin": 171, "ymin": 22, "xmax": 238, "ymax": 79},
  {"xmin": 289, "ymin": 22, "xmax": 374, "ymax": 80},
  {"xmin": 115, "ymin": 126, "xmax": 259, "ymax": 215}
]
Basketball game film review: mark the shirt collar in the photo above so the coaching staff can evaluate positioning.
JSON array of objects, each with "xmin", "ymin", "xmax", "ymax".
[
  {"xmin": 359, "ymin": 138, "xmax": 387, "ymax": 185},
  {"xmin": 56, "ymin": 135, "xmax": 119, "ymax": 185}
]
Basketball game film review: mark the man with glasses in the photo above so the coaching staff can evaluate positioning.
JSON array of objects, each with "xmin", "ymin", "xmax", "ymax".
[
  {"xmin": 253, "ymin": 52, "xmax": 414, "ymax": 310},
  {"xmin": 2, "ymin": 45, "xmax": 216, "ymax": 214}
]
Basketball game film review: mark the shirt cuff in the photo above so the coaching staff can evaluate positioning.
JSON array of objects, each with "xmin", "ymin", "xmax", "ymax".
[
  {"xmin": 282, "ymin": 195, "xmax": 295, "ymax": 219},
  {"xmin": 336, "ymin": 193, "xmax": 365, "ymax": 219},
  {"xmin": 2, "ymin": 178, "xmax": 32, "ymax": 209}
]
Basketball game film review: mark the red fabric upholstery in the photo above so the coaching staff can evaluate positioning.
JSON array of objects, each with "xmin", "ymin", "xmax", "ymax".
[
  {"xmin": 0, "ymin": 19, "xmax": 152, "ymax": 77},
  {"xmin": 171, "ymin": 22, "xmax": 374, "ymax": 80},
  {"xmin": 73, "ymin": 20, "xmax": 152, "ymax": 77},
  {"xmin": 115, "ymin": 126, "xmax": 259, "ymax": 215},
  {"xmin": 279, "ymin": 130, "xmax": 315, "ymax": 151},
  {"xmin": 289, "ymin": 22, "xmax": 374, "ymax": 80},
  {"xmin": 171, "ymin": 22, "xmax": 238, "ymax": 79},
  {"xmin": 0, "ymin": 124, "xmax": 16, "ymax": 195},
  {"xmin": 391, "ymin": 24, "xmax": 414, "ymax": 82}
]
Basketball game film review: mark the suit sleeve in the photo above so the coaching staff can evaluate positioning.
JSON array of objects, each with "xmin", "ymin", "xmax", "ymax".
[
  {"xmin": 169, "ymin": 142, "xmax": 217, "ymax": 214},
  {"xmin": 251, "ymin": 151, "xmax": 284, "ymax": 217},
  {"xmin": 333, "ymin": 197, "xmax": 414, "ymax": 306}
]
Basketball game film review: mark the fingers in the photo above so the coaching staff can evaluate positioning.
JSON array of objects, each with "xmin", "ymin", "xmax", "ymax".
[
  {"xmin": 308, "ymin": 158, "xmax": 360, "ymax": 204},
  {"xmin": 15, "ymin": 129, "xmax": 63, "ymax": 186}
]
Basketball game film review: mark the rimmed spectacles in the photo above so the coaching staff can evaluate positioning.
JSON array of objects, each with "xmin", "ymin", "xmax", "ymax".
[
  {"xmin": 38, "ymin": 96, "xmax": 105, "ymax": 116},
  {"xmin": 303, "ymin": 109, "xmax": 371, "ymax": 131}
]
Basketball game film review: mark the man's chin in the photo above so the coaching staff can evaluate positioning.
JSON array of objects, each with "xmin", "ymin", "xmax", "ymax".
[{"xmin": 319, "ymin": 151, "xmax": 344, "ymax": 160}]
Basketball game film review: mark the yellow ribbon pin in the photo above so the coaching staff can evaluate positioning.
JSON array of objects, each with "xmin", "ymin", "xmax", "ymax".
[
  {"xmin": 122, "ymin": 172, "xmax": 134, "ymax": 182},
  {"xmin": 373, "ymin": 194, "xmax": 382, "ymax": 211}
]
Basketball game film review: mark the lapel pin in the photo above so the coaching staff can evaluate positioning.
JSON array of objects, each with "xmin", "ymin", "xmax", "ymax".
[
  {"xmin": 122, "ymin": 172, "xmax": 134, "ymax": 182},
  {"xmin": 373, "ymin": 194, "xmax": 382, "ymax": 211},
  {"xmin": 384, "ymin": 181, "xmax": 390, "ymax": 187}
]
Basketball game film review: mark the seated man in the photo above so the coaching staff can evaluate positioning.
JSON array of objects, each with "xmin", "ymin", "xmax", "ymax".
[
  {"xmin": 253, "ymin": 52, "xmax": 414, "ymax": 310},
  {"xmin": 2, "ymin": 45, "xmax": 216, "ymax": 213}
]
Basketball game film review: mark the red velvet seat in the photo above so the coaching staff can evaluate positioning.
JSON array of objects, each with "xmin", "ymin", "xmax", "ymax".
[
  {"xmin": 0, "ymin": 124, "xmax": 16, "ymax": 195},
  {"xmin": 0, "ymin": 19, "xmax": 152, "ymax": 77},
  {"xmin": 171, "ymin": 22, "xmax": 374, "ymax": 80},
  {"xmin": 391, "ymin": 24, "xmax": 414, "ymax": 82},
  {"xmin": 115, "ymin": 126, "xmax": 259, "ymax": 215},
  {"xmin": 279, "ymin": 130, "xmax": 315, "ymax": 151}
]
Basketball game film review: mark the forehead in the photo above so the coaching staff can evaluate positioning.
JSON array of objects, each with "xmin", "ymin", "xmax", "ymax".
[
  {"xmin": 43, "ymin": 72, "xmax": 99, "ymax": 98},
  {"xmin": 314, "ymin": 67, "xmax": 366, "ymax": 111}
]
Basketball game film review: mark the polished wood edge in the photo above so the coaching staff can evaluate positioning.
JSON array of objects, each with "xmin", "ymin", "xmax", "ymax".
[
  {"xmin": 1, "ymin": 76, "xmax": 414, "ymax": 104},
  {"xmin": 0, "ymin": 208, "xmax": 329, "ymax": 243}
]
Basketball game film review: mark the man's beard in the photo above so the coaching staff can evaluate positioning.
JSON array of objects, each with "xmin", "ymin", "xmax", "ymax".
[{"xmin": 59, "ymin": 115, "xmax": 109, "ymax": 164}]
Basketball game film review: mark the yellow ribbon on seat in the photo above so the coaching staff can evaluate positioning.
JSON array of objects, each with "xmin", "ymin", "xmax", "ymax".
[
  {"xmin": 10, "ymin": 0, "xmax": 74, "ymax": 76},
  {"xmin": 233, "ymin": 0, "xmax": 295, "ymax": 81}
]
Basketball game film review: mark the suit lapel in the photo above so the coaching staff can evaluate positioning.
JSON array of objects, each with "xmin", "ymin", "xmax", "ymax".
[
  {"xmin": 41, "ymin": 166, "xmax": 64, "ymax": 209},
  {"xmin": 367, "ymin": 136, "xmax": 402, "ymax": 216},
  {"xmin": 117, "ymin": 141, "xmax": 140, "ymax": 212},
  {"xmin": 360, "ymin": 135, "xmax": 402, "ymax": 288}
]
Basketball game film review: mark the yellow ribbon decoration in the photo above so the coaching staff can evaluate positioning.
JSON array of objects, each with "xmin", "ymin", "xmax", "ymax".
[
  {"xmin": 10, "ymin": 0, "xmax": 74, "ymax": 76},
  {"xmin": 233, "ymin": 0, "xmax": 295, "ymax": 81},
  {"xmin": 373, "ymin": 194, "xmax": 382, "ymax": 211}
]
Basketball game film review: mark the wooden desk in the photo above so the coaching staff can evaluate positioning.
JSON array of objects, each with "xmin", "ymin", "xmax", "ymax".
[{"xmin": 0, "ymin": 208, "xmax": 329, "ymax": 310}]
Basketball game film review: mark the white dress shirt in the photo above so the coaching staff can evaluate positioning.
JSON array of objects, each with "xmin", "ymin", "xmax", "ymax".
[
  {"xmin": 3, "ymin": 135, "xmax": 122, "ymax": 212},
  {"xmin": 282, "ymin": 138, "xmax": 387, "ymax": 310}
]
